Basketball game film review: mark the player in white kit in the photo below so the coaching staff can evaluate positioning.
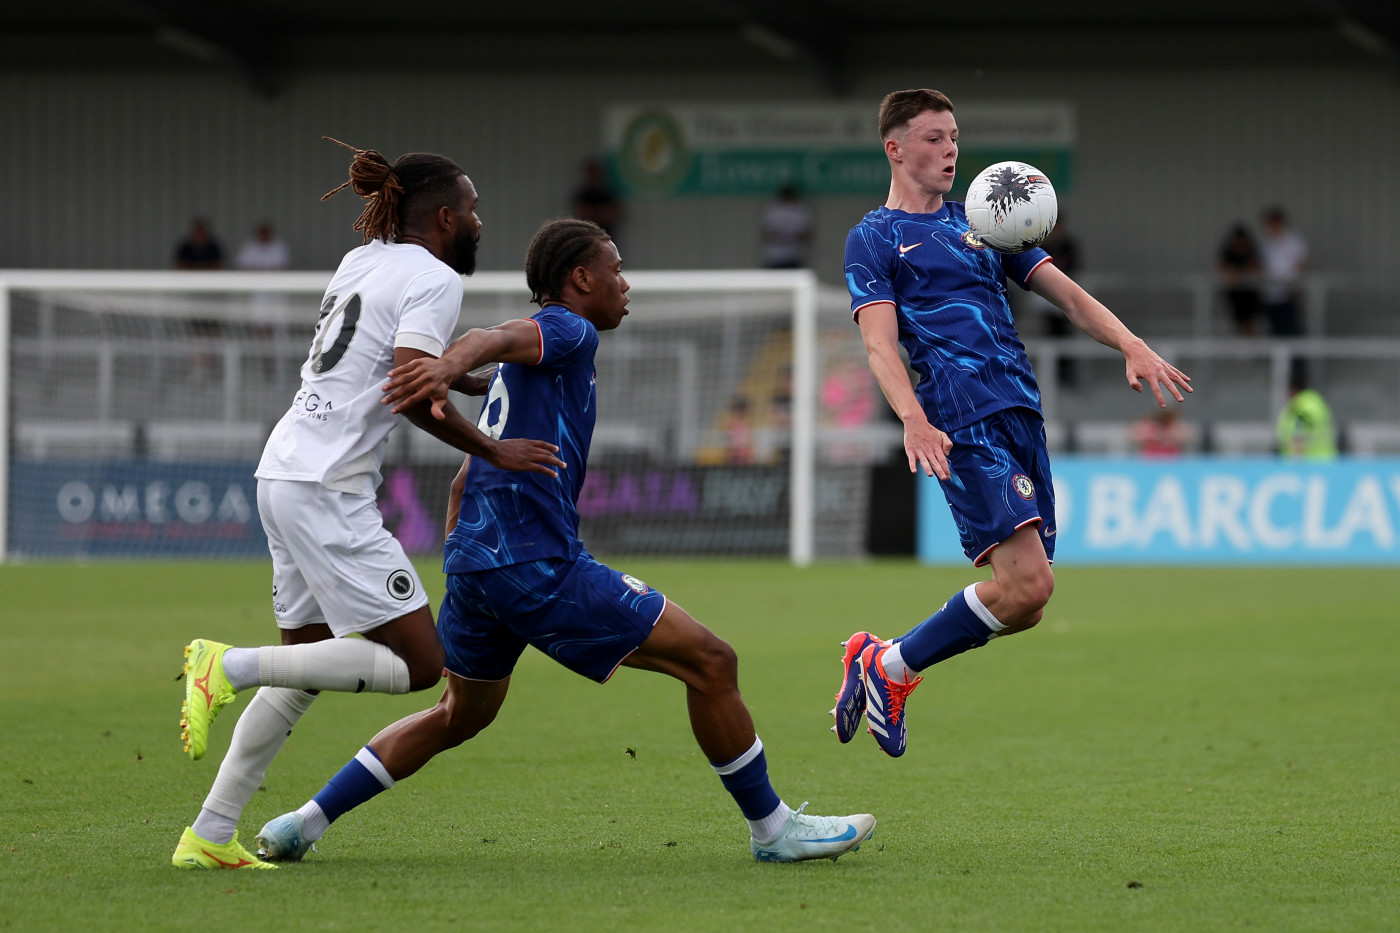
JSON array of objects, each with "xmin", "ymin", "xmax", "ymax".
[{"xmin": 171, "ymin": 140, "xmax": 565, "ymax": 870}]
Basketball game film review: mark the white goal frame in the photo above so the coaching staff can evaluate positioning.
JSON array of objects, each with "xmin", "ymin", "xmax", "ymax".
[{"xmin": 0, "ymin": 268, "xmax": 819, "ymax": 565}]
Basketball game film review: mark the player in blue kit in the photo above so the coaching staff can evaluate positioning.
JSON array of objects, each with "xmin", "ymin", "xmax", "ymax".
[
  {"xmin": 833, "ymin": 89, "xmax": 1192, "ymax": 757},
  {"xmin": 256, "ymin": 219, "xmax": 875, "ymax": 863}
]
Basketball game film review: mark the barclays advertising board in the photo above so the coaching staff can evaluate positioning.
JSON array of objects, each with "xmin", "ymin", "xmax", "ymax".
[{"xmin": 919, "ymin": 457, "xmax": 1400, "ymax": 565}]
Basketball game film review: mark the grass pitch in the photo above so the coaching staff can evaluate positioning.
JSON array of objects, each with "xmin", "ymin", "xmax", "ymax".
[{"xmin": 1, "ymin": 559, "xmax": 1397, "ymax": 932}]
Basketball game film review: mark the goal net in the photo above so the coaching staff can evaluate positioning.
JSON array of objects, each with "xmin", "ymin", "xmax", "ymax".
[{"xmin": 0, "ymin": 270, "xmax": 892, "ymax": 563}]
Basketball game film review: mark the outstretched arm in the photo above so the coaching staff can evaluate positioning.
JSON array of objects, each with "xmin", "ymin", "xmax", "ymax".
[
  {"xmin": 857, "ymin": 302, "xmax": 952, "ymax": 479},
  {"xmin": 384, "ymin": 320, "xmax": 543, "ymax": 418},
  {"xmin": 393, "ymin": 347, "xmax": 565, "ymax": 477},
  {"xmin": 1029, "ymin": 263, "xmax": 1192, "ymax": 408}
]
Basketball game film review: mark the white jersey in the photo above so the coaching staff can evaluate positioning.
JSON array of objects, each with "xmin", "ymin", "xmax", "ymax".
[{"xmin": 256, "ymin": 240, "xmax": 463, "ymax": 496}]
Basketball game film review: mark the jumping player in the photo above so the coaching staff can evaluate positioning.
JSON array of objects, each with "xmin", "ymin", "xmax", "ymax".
[
  {"xmin": 833, "ymin": 90, "xmax": 1191, "ymax": 757},
  {"xmin": 171, "ymin": 141, "xmax": 565, "ymax": 870},
  {"xmin": 254, "ymin": 219, "xmax": 876, "ymax": 864}
]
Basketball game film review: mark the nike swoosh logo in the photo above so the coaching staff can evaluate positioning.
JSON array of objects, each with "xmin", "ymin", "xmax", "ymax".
[
  {"xmin": 1044, "ymin": 528, "xmax": 1057, "ymax": 537},
  {"xmin": 796, "ymin": 824, "xmax": 859, "ymax": 843},
  {"xmin": 898, "ymin": 242, "xmax": 922, "ymax": 254}
]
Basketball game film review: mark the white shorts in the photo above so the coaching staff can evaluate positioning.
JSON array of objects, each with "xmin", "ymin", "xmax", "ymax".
[{"xmin": 257, "ymin": 478, "xmax": 429, "ymax": 636}]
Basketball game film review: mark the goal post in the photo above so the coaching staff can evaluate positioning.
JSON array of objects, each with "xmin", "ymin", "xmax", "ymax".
[
  {"xmin": 0, "ymin": 268, "xmax": 872, "ymax": 565},
  {"xmin": 621, "ymin": 270, "xmax": 819, "ymax": 566}
]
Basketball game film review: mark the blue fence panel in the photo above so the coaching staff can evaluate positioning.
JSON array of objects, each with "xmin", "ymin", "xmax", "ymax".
[{"xmin": 919, "ymin": 456, "xmax": 1400, "ymax": 565}]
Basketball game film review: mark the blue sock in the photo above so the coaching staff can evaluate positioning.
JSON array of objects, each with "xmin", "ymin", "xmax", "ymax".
[
  {"xmin": 312, "ymin": 746, "xmax": 395, "ymax": 823},
  {"xmin": 895, "ymin": 584, "xmax": 1004, "ymax": 672},
  {"xmin": 711, "ymin": 737, "xmax": 781, "ymax": 820}
]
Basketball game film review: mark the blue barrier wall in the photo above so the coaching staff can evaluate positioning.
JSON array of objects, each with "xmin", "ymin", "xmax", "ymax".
[
  {"xmin": 919, "ymin": 456, "xmax": 1400, "ymax": 565},
  {"xmin": 9, "ymin": 460, "xmax": 266, "ymax": 558},
  {"xmin": 5, "ymin": 458, "xmax": 794, "ymax": 560}
]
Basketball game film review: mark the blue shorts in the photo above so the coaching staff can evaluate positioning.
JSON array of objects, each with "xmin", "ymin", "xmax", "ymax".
[
  {"xmin": 938, "ymin": 407, "xmax": 1057, "ymax": 566},
  {"xmin": 437, "ymin": 553, "xmax": 667, "ymax": 684}
]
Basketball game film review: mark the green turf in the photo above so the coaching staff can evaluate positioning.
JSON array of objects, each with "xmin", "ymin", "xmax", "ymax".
[{"xmin": 1, "ymin": 560, "xmax": 1397, "ymax": 931}]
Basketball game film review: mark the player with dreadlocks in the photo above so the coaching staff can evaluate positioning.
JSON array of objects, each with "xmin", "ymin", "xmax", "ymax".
[
  {"xmin": 254, "ymin": 218, "xmax": 877, "ymax": 864},
  {"xmin": 172, "ymin": 140, "xmax": 565, "ymax": 870}
]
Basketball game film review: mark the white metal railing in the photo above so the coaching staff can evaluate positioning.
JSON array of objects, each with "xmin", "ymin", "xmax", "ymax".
[
  {"xmin": 1027, "ymin": 336, "xmax": 1400, "ymax": 423},
  {"xmin": 1060, "ymin": 272, "xmax": 1400, "ymax": 339}
]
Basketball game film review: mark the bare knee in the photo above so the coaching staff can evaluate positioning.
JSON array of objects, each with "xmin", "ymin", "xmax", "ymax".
[
  {"xmin": 440, "ymin": 690, "xmax": 500, "ymax": 746},
  {"xmin": 997, "ymin": 568, "xmax": 1055, "ymax": 627},
  {"xmin": 1010, "ymin": 607, "xmax": 1045, "ymax": 634},
  {"xmin": 366, "ymin": 606, "xmax": 447, "ymax": 693},
  {"xmin": 440, "ymin": 705, "xmax": 491, "ymax": 746},
  {"xmin": 406, "ymin": 642, "xmax": 446, "ymax": 693},
  {"xmin": 1027, "ymin": 568, "xmax": 1055, "ymax": 612},
  {"xmin": 692, "ymin": 634, "xmax": 739, "ymax": 694}
]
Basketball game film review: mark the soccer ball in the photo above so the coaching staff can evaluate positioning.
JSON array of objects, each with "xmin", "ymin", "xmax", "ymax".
[{"xmin": 964, "ymin": 161, "xmax": 1058, "ymax": 253}]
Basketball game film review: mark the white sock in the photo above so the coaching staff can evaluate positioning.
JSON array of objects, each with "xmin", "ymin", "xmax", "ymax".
[
  {"xmin": 749, "ymin": 801, "xmax": 794, "ymax": 845},
  {"xmin": 878, "ymin": 642, "xmax": 912, "ymax": 684},
  {"xmin": 256, "ymin": 639, "xmax": 412, "ymax": 694},
  {"xmin": 190, "ymin": 810, "xmax": 238, "ymax": 846},
  {"xmin": 221, "ymin": 647, "xmax": 259, "ymax": 692},
  {"xmin": 963, "ymin": 582, "xmax": 1007, "ymax": 637},
  {"xmin": 297, "ymin": 800, "xmax": 331, "ymax": 843},
  {"xmin": 191, "ymin": 686, "xmax": 317, "ymax": 844}
]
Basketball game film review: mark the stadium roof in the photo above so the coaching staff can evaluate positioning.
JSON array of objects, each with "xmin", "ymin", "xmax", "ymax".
[{"xmin": 3, "ymin": 1, "xmax": 1398, "ymax": 95}]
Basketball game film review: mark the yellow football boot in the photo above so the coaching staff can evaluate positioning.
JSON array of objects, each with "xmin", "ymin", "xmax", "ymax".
[
  {"xmin": 181, "ymin": 638, "xmax": 236, "ymax": 760},
  {"xmin": 171, "ymin": 827, "xmax": 277, "ymax": 870}
]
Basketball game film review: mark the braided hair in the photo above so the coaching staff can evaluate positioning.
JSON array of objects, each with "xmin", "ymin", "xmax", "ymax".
[
  {"xmin": 524, "ymin": 219, "xmax": 611, "ymax": 306},
  {"xmin": 321, "ymin": 137, "xmax": 466, "ymax": 244}
]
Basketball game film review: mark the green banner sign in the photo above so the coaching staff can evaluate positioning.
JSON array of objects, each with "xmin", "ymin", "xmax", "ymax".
[{"xmin": 605, "ymin": 103, "xmax": 1075, "ymax": 199}]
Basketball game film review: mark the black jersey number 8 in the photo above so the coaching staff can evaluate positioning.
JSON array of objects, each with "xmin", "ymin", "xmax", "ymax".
[{"xmin": 310, "ymin": 293, "xmax": 362, "ymax": 374}]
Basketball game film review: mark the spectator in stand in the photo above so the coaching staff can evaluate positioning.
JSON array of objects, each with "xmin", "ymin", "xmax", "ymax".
[
  {"xmin": 175, "ymin": 218, "xmax": 224, "ymax": 270},
  {"xmin": 760, "ymin": 184, "xmax": 815, "ymax": 269},
  {"xmin": 1217, "ymin": 223, "xmax": 1262, "ymax": 336},
  {"xmin": 822, "ymin": 357, "xmax": 878, "ymax": 464},
  {"xmin": 1259, "ymin": 207, "xmax": 1307, "ymax": 336},
  {"xmin": 822, "ymin": 358, "xmax": 876, "ymax": 428},
  {"xmin": 235, "ymin": 221, "xmax": 292, "ymax": 271},
  {"xmin": 1277, "ymin": 361, "xmax": 1336, "ymax": 459},
  {"xmin": 770, "ymin": 365, "xmax": 793, "ymax": 431},
  {"xmin": 572, "ymin": 158, "xmax": 624, "ymax": 243},
  {"xmin": 175, "ymin": 218, "xmax": 225, "ymax": 378},
  {"xmin": 235, "ymin": 222, "xmax": 293, "ymax": 370},
  {"xmin": 1131, "ymin": 408, "xmax": 1191, "ymax": 458},
  {"xmin": 1025, "ymin": 211, "xmax": 1080, "ymax": 385},
  {"xmin": 721, "ymin": 397, "xmax": 756, "ymax": 465}
]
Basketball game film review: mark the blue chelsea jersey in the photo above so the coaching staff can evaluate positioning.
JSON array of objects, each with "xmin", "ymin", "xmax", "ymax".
[
  {"xmin": 844, "ymin": 202, "xmax": 1053, "ymax": 432},
  {"xmin": 444, "ymin": 305, "xmax": 598, "ymax": 573}
]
